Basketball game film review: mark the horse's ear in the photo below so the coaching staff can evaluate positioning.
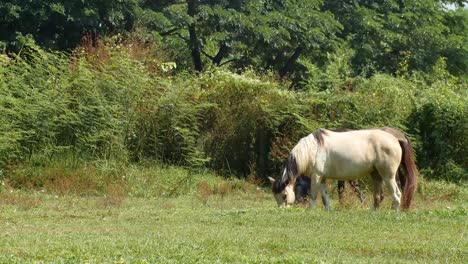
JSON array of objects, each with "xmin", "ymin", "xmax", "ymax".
[{"xmin": 268, "ymin": 177, "xmax": 276, "ymax": 184}]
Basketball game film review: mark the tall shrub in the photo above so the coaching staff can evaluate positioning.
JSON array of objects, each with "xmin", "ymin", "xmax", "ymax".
[
  {"xmin": 127, "ymin": 76, "xmax": 210, "ymax": 167},
  {"xmin": 199, "ymin": 70, "xmax": 299, "ymax": 177},
  {"xmin": 412, "ymin": 83, "xmax": 468, "ymax": 182}
]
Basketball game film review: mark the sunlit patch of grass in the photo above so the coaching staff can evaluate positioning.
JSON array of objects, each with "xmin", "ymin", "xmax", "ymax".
[
  {"xmin": 0, "ymin": 186, "xmax": 41, "ymax": 210},
  {"xmin": 97, "ymin": 183, "xmax": 127, "ymax": 208},
  {"xmin": 212, "ymin": 180, "xmax": 232, "ymax": 199},
  {"xmin": 418, "ymin": 176, "xmax": 466, "ymax": 201},
  {"xmin": 7, "ymin": 163, "xmax": 107, "ymax": 196},
  {"xmin": 197, "ymin": 181, "xmax": 212, "ymax": 206}
]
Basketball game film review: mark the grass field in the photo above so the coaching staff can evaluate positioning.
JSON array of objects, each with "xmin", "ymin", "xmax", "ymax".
[{"xmin": 0, "ymin": 165, "xmax": 466, "ymax": 263}]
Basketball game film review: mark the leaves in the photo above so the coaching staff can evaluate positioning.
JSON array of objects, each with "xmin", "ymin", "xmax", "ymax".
[{"xmin": 0, "ymin": 0, "xmax": 138, "ymax": 51}]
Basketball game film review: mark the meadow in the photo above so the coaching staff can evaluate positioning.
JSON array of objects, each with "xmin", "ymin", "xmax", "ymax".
[
  {"xmin": 1, "ymin": 2, "xmax": 467, "ymax": 263},
  {"xmin": 0, "ymin": 29, "xmax": 466, "ymax": 264},
  {"xmin": 0, "ymin": 165, "xmax": 466, "ymax": 263}
]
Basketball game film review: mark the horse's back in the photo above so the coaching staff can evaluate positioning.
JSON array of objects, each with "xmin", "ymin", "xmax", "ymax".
[
  {"xmin": 325, "ymin": 129, "xmax": 399, "ymax": 153},
  {"xmin": 319, "ymin": 129, "xmax": 401, "ymax": 179},
  {"xmin": 378, "ymin": 127, "xmax": 407, "ymax": 142}
]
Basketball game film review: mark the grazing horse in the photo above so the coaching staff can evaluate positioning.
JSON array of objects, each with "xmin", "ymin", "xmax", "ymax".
[
  {"xmin": 293, "ymin": 176, "xmax": 312, "ymax": 204},
  {"xmin": 288, "ymin": 127, "xmax": 410, "ymax": 206},
  {"xmin": 293, "ymin": 176, "xmax": 364, "ymax": 204},
  {"xmin": 336, "ymin": 127, "xmax": 409, "ymax": 204},
  {"xmin": 337, "ymin": 180, "xmax": 365, "ymax": 203},
  {"xmin": 270, "ymin": 128, "xmax": 417, "ymax": 211}
]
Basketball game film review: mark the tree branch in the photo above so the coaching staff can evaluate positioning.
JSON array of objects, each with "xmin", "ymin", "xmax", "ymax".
[
  {"xmin": 212, "ymin": 43, "xmax": 230, "ymax": 66},
  {"xmin": 187, "ymin": 0, "xmax": 203, "ymax": 72},
  {"xmin": 175, "ymin": 33, "xmax": 189, "ymax": 42},
  {"xmin": 200, "ymin": 49, "xmax": 214, "ymax": 60},
  {"xmin": 280, "ymin": 45, "xmax": 303, "ymax": 78},
  {"xmin": 160, "ymin": 27, "xmax": 180, "ymax": 36},
  {"xmin": 219, "ymin": 58, "xmax": 238, "ymax": 67},
  {"xmin": 219, "ymin": 54, "xmax": 246, "ymax": 67}
]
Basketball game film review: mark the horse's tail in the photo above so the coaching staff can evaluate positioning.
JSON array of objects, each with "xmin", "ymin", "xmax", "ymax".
[{"xmin": 399, "ymin": 135, "xmax": 418, "ymax": 210}]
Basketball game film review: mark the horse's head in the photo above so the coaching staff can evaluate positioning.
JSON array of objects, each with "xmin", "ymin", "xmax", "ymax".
[
  {"xmin": 268, "ymin": 176, "xmax": 295, "ymax": 207},
  {"xmin": 268, "ymin": 154, "xmax": 300, "ymax": 207}
]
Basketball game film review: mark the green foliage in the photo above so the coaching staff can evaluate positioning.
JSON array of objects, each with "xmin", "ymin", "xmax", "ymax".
[
  {"xmin": 411, "ymin": 81, "xmax": 468, "ymax": 182},
  {"xmin": 126, "ymin": 76, "xmax": 211, "ymax": 167},
  {"xmin": 296, "ymin": 74, "xmax": 415, "ymax": 133},
  {"xmin": 140, "ymin": 0, "xmax": 341, "ymax": 75},
  {"xmin": 1, "ymin": 0, "xmax": 467, "ymax": 81},
  {"xmin": 298, "ymin": 46, "xmax": 356, "ymax": 90},
  {"xmin": 1, "ymin": 41, "xmax": 466, "ymax": 183},
  {"xmin": 0, "ymin": 0, "xmax": 137, "ymax": 51},
  {"xmin": 349, "ymin": 75, "xmax": 415, "ymax": 127},
  {"xmin": 0, "ymin": 44, "xmax": 151, "ymax": 166},
  {"xmin": 323, "ymin": 0, "xmax": 468, "ymax": 77},
  {"xmin": 199, "ymin": 70, "xmax": 299, "ymax": 176}
]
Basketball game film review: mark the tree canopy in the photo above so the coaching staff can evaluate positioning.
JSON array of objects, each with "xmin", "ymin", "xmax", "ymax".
[
  {"xmin": 0, "ymin": 0, "xmax": 137, "ymax": 51},
  {"xmin": 1, "ymin": 0, "xmax": 466, "ymax": 81}
]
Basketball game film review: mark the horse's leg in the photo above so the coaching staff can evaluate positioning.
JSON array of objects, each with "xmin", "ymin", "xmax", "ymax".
[
  {"xmin": 338, "ymin": 180, "xmax": 345, "ymax": 201},
  {"xmin": 371, "ymin": 171, "xmax": 384, "ymax": 210},
  {"xmin": 337, "ymin": 180, "xmax": 345, "ymax": 203},
  {"xmin": 349, "ymin": 180, "xmax": 365, "ymax": 203},
  {"xmin": 309, "ymin": 176, "xmax": 321, "ymax": 209},
  {"xmin": 320, "ymin": 181, "xmax": 331, "ymax": 211},
  {"xmin": 383, "ymin": 176, "xmax": 402, "ymax": 211},
  {"xmin": 397, "ymin": 168, "xmax": 405, "ymax": 191}
]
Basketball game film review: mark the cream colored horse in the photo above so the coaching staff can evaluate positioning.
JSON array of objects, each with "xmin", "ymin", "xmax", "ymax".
[{"xmin": 270, "ymin": 128, "xmax": 417, "ymax": 211}]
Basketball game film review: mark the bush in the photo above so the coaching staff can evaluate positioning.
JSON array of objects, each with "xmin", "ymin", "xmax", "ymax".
[
  {"xmin": 411, "ymin": 82, "xmax": 468, "ymax": 182},
  {"xmin": 0, "ymin": 39, "xmax": 165, "ymax": 167},
  {"xmin": 199, "ymin": 70, "xmax": 299, "ymax": 177},
  {"xmin": 1, "ymin": 43, "xmax": 466, "ymax": 184},
  {"xmin": 126, "ymin": 75, "xmax": 210, "ymax": 167}
]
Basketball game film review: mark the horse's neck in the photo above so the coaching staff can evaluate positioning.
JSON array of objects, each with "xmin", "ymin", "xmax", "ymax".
[
  {"xmin": 292, "ymin": 134, "xmax": 323, "ymax": 176},
  {"xmin": 314, "ymin": 146, "xmax": 327, "ymax": 175}
]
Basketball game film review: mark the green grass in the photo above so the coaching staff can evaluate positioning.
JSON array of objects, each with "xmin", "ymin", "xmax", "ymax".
[{"xmin": 0, "ymin": 166, "xmax": 466, "ymax": 263}]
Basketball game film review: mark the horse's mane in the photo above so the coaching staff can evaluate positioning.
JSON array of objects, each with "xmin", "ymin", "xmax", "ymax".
[
  {"xmin": 272, "ymin": 154, "xmax": 298, "ymax": 193},
  {"xmin": 333, "ymin": 128, "xmax": 353, "ymax": 132},
  {"xmin": 312, "ymin": 128, "xmax": 327, "ymax": 146},
  {"xmin": 272, "ymin": 129, "xmax": 327, "ymax": 193}
]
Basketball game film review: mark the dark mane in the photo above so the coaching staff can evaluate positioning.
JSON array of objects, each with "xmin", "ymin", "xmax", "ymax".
[
  {"xmin": 313, "ymin": 129, "xmax": 327, "ymax": 146},
  {"xmin": 272, "ymin": 154, "xmax": 298, "ymax": 193},
  {"xmin": 333, "ymin": 128, "xmax": 353, "ymax": 132},
  {"xmin": 272, "ymin": 178, "xmax": 287, "ymax": 194}
]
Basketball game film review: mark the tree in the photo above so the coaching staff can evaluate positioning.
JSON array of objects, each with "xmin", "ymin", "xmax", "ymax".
[
  {"xmin": 0, "ymin": 0, "xmax": 137, "ymax": 51},
  {"xmin": 139, "ymin": 0, "xmax": 341, "ymax": 77},
  {"xmin": 322, "ymin": 0, "xmax": 468, "ymax": 77},
  {"xmin": 441, "ymin": 7, "xmax": 468, "ymax": 76}
]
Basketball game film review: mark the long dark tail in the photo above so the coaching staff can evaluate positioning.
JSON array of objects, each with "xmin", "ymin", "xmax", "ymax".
[{"xmin": 399, "ymin": 135, "xmax": 418, "ymax": 210}]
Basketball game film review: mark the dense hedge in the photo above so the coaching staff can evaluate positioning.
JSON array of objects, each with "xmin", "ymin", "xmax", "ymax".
[{"xmin": 0, "ymin": 46, "xmax": 466, "ymax": 183}]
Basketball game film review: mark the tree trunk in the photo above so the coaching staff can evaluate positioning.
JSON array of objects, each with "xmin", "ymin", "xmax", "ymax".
[
  {"xmin": 187, "ymin": 0, "xmax": 203, "ymax": 72},
  {"xmin": 279, "ymin": 45, "xmax": 303, "ymax": 78},
  {"xmin": 213, "ymin": 43, "xmax": 229, "ymax": 66}
]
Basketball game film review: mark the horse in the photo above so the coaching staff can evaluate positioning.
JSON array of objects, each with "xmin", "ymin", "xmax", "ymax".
[
  {"xmin": 289, "ymin": 127, "xmax": 410, "ymax": 206},
  {"xmin": 269, "ymin": 128, "xmax": 418, "ymax": 211},
  {"xmin": 336, "ymin": 127, "xmax": 410, "ymax": 205},
  {"xmin": 294, "ymin": 175, "xmax": 312, "ymax": 204},
  {"xmin": 294, "ymin": 175, "xmax": 364, "ymax": 204}
]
